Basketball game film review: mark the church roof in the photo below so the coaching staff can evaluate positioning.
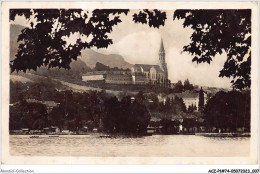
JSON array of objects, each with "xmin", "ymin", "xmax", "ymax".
[
  {"xmin": 159, "ymin": 38, "xmax": 165, "ymax": 52},
  {"xmin": 134, "ymin": 64, "xmax": 164, "ymax": 73},
  {"xmin": 152, "ymin": 65, "xmax": 164, "ymax": 72},
  {"xmin": 134, "ymin": 64, "xmax": 153, "ymax": 71}
]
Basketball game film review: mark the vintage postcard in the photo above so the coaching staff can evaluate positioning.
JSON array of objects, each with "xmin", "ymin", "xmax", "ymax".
[{"xmin": 1, "ymin": 1, "xmax": 258, "ymax": 165}]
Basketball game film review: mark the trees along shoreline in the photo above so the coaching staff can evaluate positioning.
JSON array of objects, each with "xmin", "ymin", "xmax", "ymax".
[
  {"xmin": 203, "ymin": 90, "xmax": 250, "ymax": 133},
  {"xmin": 10, "ymin": 80, "xmax": 250, "ymax": 134}
]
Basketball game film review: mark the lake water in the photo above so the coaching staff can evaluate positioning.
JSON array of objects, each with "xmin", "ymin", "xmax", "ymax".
[{"xmin": 9, "ymin": 134, "xmax": 250, "ymax": 157}]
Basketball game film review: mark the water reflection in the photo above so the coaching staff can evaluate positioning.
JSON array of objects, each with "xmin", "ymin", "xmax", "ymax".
[{"xmin": 10, "ymin": 134, "xmax": 250, "ymax": 157}]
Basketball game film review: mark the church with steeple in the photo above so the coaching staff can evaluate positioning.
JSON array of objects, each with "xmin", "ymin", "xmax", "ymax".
[
  {"xmin": 87, "ymin": 38, "xmax": 170, "ymax": 87},
  {"xmin": 131, "ymin": 38, "xmax": 169, "ymax": 87}
]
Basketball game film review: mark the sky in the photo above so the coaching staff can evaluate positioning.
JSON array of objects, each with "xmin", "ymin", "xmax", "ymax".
[{"xmin": 12, "ymin": 10, "xmax": 232, "ymax": 88}]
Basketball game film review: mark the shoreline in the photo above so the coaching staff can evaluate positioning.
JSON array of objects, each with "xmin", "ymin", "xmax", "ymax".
[
  {"xmin": 9, "ymin": 132, "xmax": 251, "ymax": 137},
  {"xmin": 195, "ymin": 132, "xmax": 251, "ymax": 137}
]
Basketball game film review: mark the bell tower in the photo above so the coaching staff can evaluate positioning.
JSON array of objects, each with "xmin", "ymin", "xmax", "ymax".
[{"xmin": 159, "ymin": 38, "xmax": 168, "ymax": 79}]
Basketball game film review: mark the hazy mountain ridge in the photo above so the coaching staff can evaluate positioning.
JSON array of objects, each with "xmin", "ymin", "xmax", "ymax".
[
  {"xmin": 80, "ymin": 49, "xmax": 132, "ymax": 69},
  {"xmin": 10, "ymin": 24, "xmax": 90, "ymax": 72},
  {"xmin": 10, "ymin": 24, "xmax": 25, "ymax": 61},
  {"xmin": 10, "ymin": 24, "xmax": 132, "ymax": 71}
]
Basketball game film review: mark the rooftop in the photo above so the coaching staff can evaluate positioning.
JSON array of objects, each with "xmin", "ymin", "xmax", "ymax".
[
  {"xmin": 26, "ymin": 99, "xmax": 59, "ymax": 107},
  {"xmin": 134, "ymin": 64, "xmax": 164, "ymax": 73}
]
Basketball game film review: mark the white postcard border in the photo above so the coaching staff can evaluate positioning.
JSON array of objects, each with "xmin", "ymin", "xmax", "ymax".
[{"xmin": 1, "ymin": 1, "xmax": 258, "ymax": 165}]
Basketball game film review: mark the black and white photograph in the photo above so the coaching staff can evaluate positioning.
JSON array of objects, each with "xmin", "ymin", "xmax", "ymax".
[{"xmin": 1, "ymin": 1, "xmax": 258, "ymax": 167}]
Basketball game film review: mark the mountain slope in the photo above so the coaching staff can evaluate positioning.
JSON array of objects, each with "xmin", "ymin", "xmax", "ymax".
[
  {"xmin": 80, "ymin": 49, "xmax": 132, "ymax": 69},
  {"xmin": 10, "ymin": 24, "xmax": 25, "ymax": 61}
]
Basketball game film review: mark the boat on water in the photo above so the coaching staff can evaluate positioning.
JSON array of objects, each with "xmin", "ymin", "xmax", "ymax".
[
  {"xmin": 49, "ymin": 135, "xmax": 59, "ymax": 138},
  {"xmin": 29, "ymin": 136, "xmax": 40, "ymax": 138},
  {"xmin": 99, "ymin": 132, "xmax": 153, "ymax": 138},
  {"xmin": 143, "ymin": 133, "xmax": 153, "ymax": 136},
  {"xmin": 100, "ymin": 135, "xmax": 111, "ymax": 138}
]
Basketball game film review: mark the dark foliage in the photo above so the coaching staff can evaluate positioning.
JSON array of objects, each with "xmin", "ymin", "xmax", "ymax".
[
  {"xmin": 160, "ymin": 119, "xmax": 181, "ymax": 134},
  {"xmin": 160, "ymin": 119, "xmax": 174, "ymax": 133},
  {"xmin": 198, "ymin": 87, "xmax": 204, "ymax": 112},
  {"xmin": 103, "ymin": 96, "xmax": 120, "ymax": 132},
  {"xmin": 187, "ymin": 104, "xmax": 197, "ymax": 113},
  {"xmin": 130, "ymin": 101, "xmax": 151, "ymax": 133},
  {"xmin": 10, "ymin": 100, "xmax": 48, "ymax": 130},
  {"xmin": 183, "ymin": 79, "xmax": 194, "ymax": 91},
  {"xmin": 135, "ymin": 91, "xmax": 146, "ymax": 105},
  {"xmin": 49, "ymin": 105, "xmax": 65, "ymax": 130},
  {"xmin": 172, "ymin": 96, "xmax": 186, "ymax": 114},
  {"xmin": 203, "ymin": 90, "xmax": 250, "ymax": 131},
  {"xmin": 10, "ymin": 9, "xmax": 32, "ymax": 21},
  {"xmin": 146, "ymin": 93, "xmax": 159, "ymax": 112},
  {"xmin": 10, "ymin": 78, "xmax": 61, "ymax": 103},
  {"xmin": 132, "ymin": 9, "xmax": 167, "ymax": 28},
  {"xmin": 102, "ymin": 93, "xmax": 151, "ymax": 133},
  {"xmin": 174, "ymin": 10, "xmax": 251, "ymax": 90},
  {"xmin": 94, "ymin": 62, "xmax": 110, "ymax": 71},
  {"xmin": 174, "ymin": 80, "xmax": 184, "ymax": 92},
  {"xmin": 182, "ymin": 118, "xmax": 196, "ymax": 132}
]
